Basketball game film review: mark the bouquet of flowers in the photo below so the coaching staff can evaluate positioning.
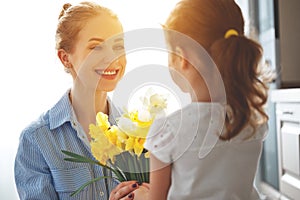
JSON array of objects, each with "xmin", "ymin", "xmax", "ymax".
[{"xmin": 62, "ymin": 88, "xmax": 168, "ymax": 196}]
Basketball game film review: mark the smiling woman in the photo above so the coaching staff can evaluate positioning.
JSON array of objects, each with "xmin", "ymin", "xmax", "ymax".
[
  {"xmin": 13, "ymin": 2, "xmax": 131, "ymax": 199},
  {"xmin": 57, "ymin": 11, "xmax": 126, "ymax": 95},
  {"xmin": 0, "ymin": 0, "xmax": 180, "ymax": 199}
]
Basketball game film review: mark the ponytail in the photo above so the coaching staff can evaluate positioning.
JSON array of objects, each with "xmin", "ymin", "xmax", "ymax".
[{"xmin": 210, "ymin": 35, "xmax": 268, "ymax": 140}]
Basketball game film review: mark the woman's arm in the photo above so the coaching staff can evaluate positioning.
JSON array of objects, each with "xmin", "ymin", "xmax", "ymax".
[{"xmin": 14, "ymin": 131, "xmax": 58, "ymax": 200}]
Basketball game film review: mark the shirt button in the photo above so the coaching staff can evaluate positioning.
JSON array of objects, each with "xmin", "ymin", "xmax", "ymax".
[{"xmin": 100, "ymin": 191, "xmax": 104, "ymax": 196}]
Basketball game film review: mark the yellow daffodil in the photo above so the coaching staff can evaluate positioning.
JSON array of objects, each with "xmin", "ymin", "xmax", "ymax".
[
  {"xmin": 133, "ymin": 127, "xmax": 149, "ymax": 138},
  {"xmin": 123, "ymin": 136, "xmax": 146, "ymax": 157},
  {"xmin": 104, "ymin": 125, "xmax": 118, "ymax": 145},
  {"xmin": 88, "ymin": 89, "xmax": 168, "ymax": 181},
  {"xmin": 105, "ymin": 125, "xmax": 128, "ymax": 151},
  {"xmin": 89, "ymin": 126, "xmax": 121, "ymax": 165},
  {"xmin": 89, "ymin": 124, "xmax": 103, "ymax": 139},
  {"xmin": 64, "ymin": 88, "xmax": 169, "ymax": 189},
  {"xmin": 96, "ymin": 112, "xmax": 110, "ymax": 131},
  {"xmin": 134, "ymin": 138, "xmax": 145, "ymax": 157},
  {"xmin": 144, "ymin": 151, "xmax": 150, "ymax": 158},
  {"xmin": 129, "ymin": 110, "xmax": 152, "ymax": 128},
  {"xmin": 125, "ymin": 136, "xmax": 135, "ymax": 151},
  {"xmin": 63, "ymin": 88, "xmax": 171, "ymax": 191}
]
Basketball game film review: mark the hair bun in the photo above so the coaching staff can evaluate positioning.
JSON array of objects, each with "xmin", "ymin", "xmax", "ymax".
[{"xmin": 58, "ymin": 3, "xmax": 72, "ymax": 19}]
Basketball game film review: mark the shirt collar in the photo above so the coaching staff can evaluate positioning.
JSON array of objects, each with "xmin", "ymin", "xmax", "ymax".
[
  {"xmin": 49, "ymin": 90, "xmax": 73, "ymax": 130},
  {"xmin": 48, "ymin": 90, "xmax": 122, "ymax": 130}
]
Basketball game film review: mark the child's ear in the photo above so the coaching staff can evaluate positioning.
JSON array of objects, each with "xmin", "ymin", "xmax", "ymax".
[{"xmin": 175, "ymin": 46, "xmax": 188, "ymax": 70}]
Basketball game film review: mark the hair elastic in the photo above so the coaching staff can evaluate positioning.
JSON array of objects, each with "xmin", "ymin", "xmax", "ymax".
[{"xmin": 224, "ymin": 29, "xmax": 239, "ymax": 39}]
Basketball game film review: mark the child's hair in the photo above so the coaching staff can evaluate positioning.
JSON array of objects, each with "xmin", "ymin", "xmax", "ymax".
[
  {"xmin": 164, "ymin": 0, "xmax": 268, "ymax": 140},
  {"xmin": 55, "ymin": 1, "xmax": 118, "ymax": 53}
]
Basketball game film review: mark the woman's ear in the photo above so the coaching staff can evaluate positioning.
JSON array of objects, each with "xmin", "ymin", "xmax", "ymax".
[
  {"xmin": 57, "ymin": 49, "xmax": 73, "ymax": 73},
  {"xmin": 57, "ymin": 49, "xmax": 70, "ymax": 68}
]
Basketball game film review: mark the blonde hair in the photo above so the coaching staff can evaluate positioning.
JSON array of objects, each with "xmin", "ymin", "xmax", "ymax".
[
  {"xmin": 55, "ymin": 1, "xmax": 118, "ymax": 53},
  {"xmin": 165, "ymin": 0, "xmax": 269, "ymax": 140}
]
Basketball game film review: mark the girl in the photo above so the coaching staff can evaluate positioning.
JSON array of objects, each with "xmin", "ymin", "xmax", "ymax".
[
  {"xmin": 15, "ymin": 2, "xmax": 137, "ymax": 199},
  {"xmin": 136, "ymin": 0, "xmax": 269, "ymax": 199}
]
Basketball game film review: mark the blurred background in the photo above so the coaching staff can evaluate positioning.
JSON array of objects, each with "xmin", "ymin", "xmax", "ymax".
[{"xmin": 1, "ymin": 0, "xmax": 299, "ymax": 199}]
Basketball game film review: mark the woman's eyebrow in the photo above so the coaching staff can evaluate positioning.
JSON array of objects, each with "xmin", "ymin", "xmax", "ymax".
[
  {"xmin": 88, "ymin": 37, "xmax": 104, "ymax": 42},
  {"xmin": 88, "ymin": 37, "xmax": 123, "ymax": 43},
  {"xmin": 114, "ymin": 38, "xmax": 124, "ymax": 43}
]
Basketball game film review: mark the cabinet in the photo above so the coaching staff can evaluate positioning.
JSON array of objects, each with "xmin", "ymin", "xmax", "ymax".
[
  {"xmin": 272, "ymin": 89, "xmax": 300, "ymax": 199},
  {"xmin": 277, "ymin": 0, "xmax": 300, "ymax": 88}
]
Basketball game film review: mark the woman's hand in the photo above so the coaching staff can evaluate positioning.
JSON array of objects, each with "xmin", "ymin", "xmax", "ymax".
[{"xmin": 109, "ymin": 181, "xmax": 139, "ymax": 200}]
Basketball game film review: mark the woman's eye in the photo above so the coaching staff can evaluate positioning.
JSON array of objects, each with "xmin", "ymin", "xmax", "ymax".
[
  {"xmin": 113, "ymin": 45, "xmax": 125, "ymax": 51},
  {"xmin": 93, "ymin": 45, "xmax": 103, "ymax": 50}
]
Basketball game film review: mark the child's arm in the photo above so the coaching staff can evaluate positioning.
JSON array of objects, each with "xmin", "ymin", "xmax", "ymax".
[
  {"xmin": 149, "ymin": 153, "xmax": 171, "ymax": 200},
  {"xmin": 134, "ymin": 154, "xmax": 171, "ymax": 200}
]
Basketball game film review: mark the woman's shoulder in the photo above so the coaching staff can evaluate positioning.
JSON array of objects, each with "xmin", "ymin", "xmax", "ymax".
[
  {"xmin": 20, "ymin": 90, "xmax": 72, "ymax": 140},
  {"xmin": 19, "ymin": 111, "xmax": 51, "ymax": 140}
]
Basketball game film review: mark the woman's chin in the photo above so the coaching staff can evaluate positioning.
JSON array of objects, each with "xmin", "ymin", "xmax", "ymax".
[{"xmin": 96, "ymin": 83, "xmax": 117, "ymax": 93}]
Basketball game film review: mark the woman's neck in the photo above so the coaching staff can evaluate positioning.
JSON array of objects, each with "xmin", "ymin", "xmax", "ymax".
[{"xmin": 70, "ymin": 87, "xmax": 108, "ymax": 136}]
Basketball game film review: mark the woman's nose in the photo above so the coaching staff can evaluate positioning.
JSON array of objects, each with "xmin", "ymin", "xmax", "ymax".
[{"xmin": 101, "ymin": 47, "xmax": 119, "ymax": 65}]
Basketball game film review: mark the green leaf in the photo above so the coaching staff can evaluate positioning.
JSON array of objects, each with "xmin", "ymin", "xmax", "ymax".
[
  {"xmin": 62, "ymin": 150, "xmax": 115, "ymax": 172},
  {"xmin": 70, "ymin": 176, "xmax": 112, "ymax": 197},
  {"xmin": 62, "ymin": 150, "xmax": 127, "ymax": 183},
  {"xmin": 62, "ymin": 150, "xmax": 99, "ymax": 165},
  {"xmin": 113, "ymin": 167, "xmax": 127, "ymax": 182},
  {"xmin": 107, "ymin": 160, "xmax": 127, "ymax": 182}
]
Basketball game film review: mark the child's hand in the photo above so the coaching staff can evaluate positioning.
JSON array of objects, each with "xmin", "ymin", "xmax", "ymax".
[{"xmin": 132, "ymin": 183, "xmax": 150, "ymax": 200}]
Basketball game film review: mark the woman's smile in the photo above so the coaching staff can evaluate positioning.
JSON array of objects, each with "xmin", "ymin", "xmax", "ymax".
[{"xmin": 95, "ymin": 68, "xmax": 120, "ymax": 80}]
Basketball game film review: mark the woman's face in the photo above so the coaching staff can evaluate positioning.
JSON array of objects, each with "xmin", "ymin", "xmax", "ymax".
[{"xmin": 68, "ymin": 13, "xmax": 126, "ymax": 92}]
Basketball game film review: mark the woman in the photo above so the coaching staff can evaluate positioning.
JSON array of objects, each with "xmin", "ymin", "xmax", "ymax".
[{"xmin": 15, "ymin": 2, "xmax": 137, "ymax": 199}]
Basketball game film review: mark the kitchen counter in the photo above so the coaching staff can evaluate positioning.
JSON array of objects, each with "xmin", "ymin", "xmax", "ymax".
[{"xmin": 270, "ymin": 88, "xmax": 300, "ymax": 200}]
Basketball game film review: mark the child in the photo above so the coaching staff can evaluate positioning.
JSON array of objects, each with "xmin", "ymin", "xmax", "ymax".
[{"xmin": 136, "ymin": 0, "xmax": 269, "ymax": 199}]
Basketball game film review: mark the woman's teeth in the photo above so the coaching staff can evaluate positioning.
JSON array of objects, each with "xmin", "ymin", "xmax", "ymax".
[
  {"xmin": 102, "ymin": 70, "xmax": 116, "ymax": 75},
  {"xmin": 97, "ymin": 69, "xmax": 117, "ymax": 75}
]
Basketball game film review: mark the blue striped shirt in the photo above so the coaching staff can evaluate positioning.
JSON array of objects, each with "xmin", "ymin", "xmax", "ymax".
[{"xmin": 14, "ymin": 90, "xmax": 120, "ymax": 200}]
